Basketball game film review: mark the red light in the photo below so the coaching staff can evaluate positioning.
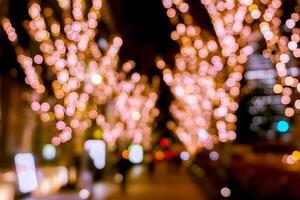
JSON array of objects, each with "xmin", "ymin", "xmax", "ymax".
[
  {"xmin": 164, "ymin": 151, "xmax": 173, "ymax": 160},
  {"xmin": 160, "ymin": 138, "xmax": 170, "ymax": 148}
]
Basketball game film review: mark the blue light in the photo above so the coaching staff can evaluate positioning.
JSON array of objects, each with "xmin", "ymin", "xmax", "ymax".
[
  {"xmin": 198, "ymin": 130, "xmax": 209, "ymax": 140},
  {"xmin": 98, "ymin": 38, "xmax": 107, "ymax": 49},
  {"xmin": 209, "ymin": 151, "xmax": 219, "ymax": 161},
  {"xmin": 276, "ymin": 120, "xmax": 289, "ymax": 133}
]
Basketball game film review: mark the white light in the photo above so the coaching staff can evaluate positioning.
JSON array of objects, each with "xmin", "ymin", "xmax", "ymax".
[
  {"xmin": 15, "ymin": 153, "xmax": 38, "ymax": 193},
  {"xmin": 131, "ymin": 111, "xmax": 141, "ymax": 121},
  {"xmin": 130, "ymin": 165, "xmax": 144, "ymax": 178},
  {"xmin": 128, "ymin": 144, "xmax": 143, "ymax": 164},
  {"xmin": 42, "ymin": 144, "xmax": 56, "ymax": 160},
  {"xmin": 241, "ymin": 0, "xmax": 253, "ymax": 6},
  {"xmin": 198, "ymin": 130, "xmax": 209, "ymax": 140},
  {"xmin": 209, "ymin": 151, "xmax": 219, "ymax": 161},
  {"xmin": 91, "ymin": 74, "xmax": 102, "ymax": 85},
  {"xmin": 79, "ymin": 189, "xmax": 90, "ymax": 199},
  {"xmin": 180, "ymin": 151, "xmax": 190, "ymax": 161},
  {"xmin": 220, "ymin": 187, "xmax": 231, "ymax": 197},
  {"xmin": 84, "ymin": 140, "xmax": 106, "ymax": 169}
]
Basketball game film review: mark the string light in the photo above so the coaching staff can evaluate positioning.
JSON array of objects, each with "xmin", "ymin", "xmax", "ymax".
[
  {"xmin": 2, "ymin": 0, "xmax": 159, "ymax": 148},
  {"xmin": 160, "ymin": 0, "xmax": 280, "ymax": 154},
  {"xmin": 262, "ymin": 2, "xmax": 300, "ymax": 119}
]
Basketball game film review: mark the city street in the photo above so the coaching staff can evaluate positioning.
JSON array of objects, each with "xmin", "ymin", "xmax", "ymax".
[
  {"xmin": 101, "ymin": 163, "xmax": 205, "ymax": 200},
  {"xmin": 25, "ymin": 163, "xmax": 206, "ymax": 200},
  {"xmin": 2, "ymin": 0, "xmax": 300, "ymax": 199}
]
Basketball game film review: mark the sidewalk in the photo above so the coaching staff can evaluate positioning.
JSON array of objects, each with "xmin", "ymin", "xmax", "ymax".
[
  {"xmin": 94, "ymin": 163, "xmax": 206, "ymax": 200},
  {"xmin": 24, "ymin": 163, "xmax": 206, "ymax": 200}
]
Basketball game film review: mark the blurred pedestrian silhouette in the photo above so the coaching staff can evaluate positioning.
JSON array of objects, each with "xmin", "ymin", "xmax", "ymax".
[
  {"xmin": 147, "ymin": 156, "xmax": 155, "ymax": 179},
  {"xmin": 118, "ymin": 156, "xmax": 131, "ymax": 193}
]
